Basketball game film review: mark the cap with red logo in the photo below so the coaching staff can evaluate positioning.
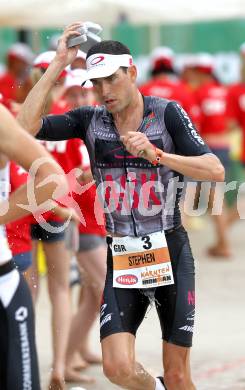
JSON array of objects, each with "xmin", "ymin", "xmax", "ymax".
[
  {"xmin": 194, "ymin": 53, "xmax": 214, "ymax": 74},
  {"xmin": 81, "ymin": 53, "xmax": 133, "ymax": 84},
  {"xmin": 7, "ymin": 43, "xmax": 34, "ymax": 65},
  {"xmin": 34, "ymin": 51, "xmax": 56, "ymax": 69},
  {"xmin": 150, "ymin": 46, "xmax": 174, "ymax": 73},
  {"xmin": 34, "ymin": 51, "xmax": 67, "ymax": 78}
]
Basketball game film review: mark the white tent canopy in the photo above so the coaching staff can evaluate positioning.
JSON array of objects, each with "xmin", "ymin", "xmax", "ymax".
[{"xmin": 0, "ymin": 0, "xmax": 245, "ymax": 28}]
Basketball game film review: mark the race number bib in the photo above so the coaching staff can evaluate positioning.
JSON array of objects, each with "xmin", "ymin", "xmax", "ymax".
[{"xmin": 111, "ymin": 231, "xmax": 174, "ymax": 289}]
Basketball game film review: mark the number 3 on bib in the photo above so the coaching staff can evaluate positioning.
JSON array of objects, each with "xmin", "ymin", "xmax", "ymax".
[{"xmin": 111, "ymin": 231, "xmax": 174, "ymax": 289}]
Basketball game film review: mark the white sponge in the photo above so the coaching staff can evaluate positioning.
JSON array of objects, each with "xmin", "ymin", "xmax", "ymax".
[{"xmin": 67, "ymin": 22, "xmax": 102, "ymax": 52}]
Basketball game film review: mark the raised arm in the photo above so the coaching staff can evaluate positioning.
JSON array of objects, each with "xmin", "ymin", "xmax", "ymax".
[
  {"xmin": 17, "ymin": 22, "xmax": 83, "ymax": 136},
  {"xmin": 0, "ymin": 104, "xmax": 68, "ymax": 224}
]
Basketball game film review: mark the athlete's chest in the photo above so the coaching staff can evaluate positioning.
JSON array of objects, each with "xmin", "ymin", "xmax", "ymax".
[{"xmin": 114, "ymin": 116, "xmax": 143, "ymax": 136}]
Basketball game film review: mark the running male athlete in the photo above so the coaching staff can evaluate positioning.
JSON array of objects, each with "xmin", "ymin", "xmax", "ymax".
[
  {"xmin": 0, "ymin": 103, "xmax": 67, "ymax": 390},
  {"xmin": 18, "ymin": 22, "xmax": 225, "ymax": 390}
]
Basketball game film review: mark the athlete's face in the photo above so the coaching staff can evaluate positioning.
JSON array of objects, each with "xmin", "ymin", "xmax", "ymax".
[{"xmin": 91, "ymin": 66, "xmax": 137, "ymax": 113}]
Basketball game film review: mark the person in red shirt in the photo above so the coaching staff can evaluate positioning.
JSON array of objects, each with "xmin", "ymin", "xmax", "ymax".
[
  {"xmin": 52, "ymin": 68, "xmax": 94, "ymax": 112},
  {"xmin": 0, "ymin": 43, "xmax": 33, "ymax": 104},
  {"xmin": 6, "ymin": 162, "xmax": 78, "ymax": 273},
  {"xmin": 179, "ymin": 54, "xmax": 204, "ymax": 92},
  {"xmin": 53, "ymin": 69, "xmax": 107, "ymax": 383},
  {"xmin": 226, "ymin": 43, "xmax": 245, "ymax": 225},
  {"xmin": 194, "ymin": 54, "xmax": 231, "ymax": 257},
  {"xmin": 7, "ymin": 144, "xmax": 81, "ymax": 389},
  {"xmin": 140, "ymin": 46, "xmax": 200, "ymax": 127},
  {"xmin": 226, "ymin": 43, "xmax": 245, "ymax": 163},
  {"xmin": 32, "ymin": 50, "xmax": 67, "ymax": 112},
  {"xmin": 25, "ymin": 52, "xmax": 78, "ymax": 390},
  {"xmin": 6, "ymin": 162, "xmax": 32, "ymax": 272}
]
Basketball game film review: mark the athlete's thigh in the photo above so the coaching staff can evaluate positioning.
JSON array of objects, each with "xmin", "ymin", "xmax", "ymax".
[
  {"xmin": 100, "ymin": 248, "xmax": 149, "ymax": 341},
  {"xmin": 155, "ymin": 226, "xmax": 195, "ymax": 348}
]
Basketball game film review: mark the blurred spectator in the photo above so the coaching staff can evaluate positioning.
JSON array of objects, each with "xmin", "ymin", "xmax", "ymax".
[
  {"xmin": 226, "ymin": 43, "xmax": 245, "ymax": 225},
  {"xmin": 25, "ymin": 51, "xmax": 72, "ymax": 390},
  {"xmin": 33, "ymin": 50, "xmax": 67, "ymax": 105},
  {"xmin": 140, "ymin": 46, "xmax": 200, "ymax": 126},
  {"xmin": 179, "ymin": 54, "xmax": 202, "ymax": 91},
  {"xmin": 68, "ymin": 50, "xmax": 86, "ymax": 71},
  {"xmin": 0, "ymin": 43, "xmax": 33, "ymax": 103},
  {"xmin": 51, "ymin": 69, "xmax": 107, "ymax": 383},
  {"xmin": 6, "ymin": 162, "xmax": 32, "ymax": 273},
  {"xmin": 63, "ymin": 68, "xmax": 94, "ymax": 107},
  {"xmin": 194, "ymin": 53, "xmax": 231, "ymax": 258}
]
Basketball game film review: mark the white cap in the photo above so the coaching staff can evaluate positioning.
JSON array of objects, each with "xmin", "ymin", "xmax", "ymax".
[
  {"xmin": 150, "ymin": 46, "xmax": 174, "ymax": 70},
  {"xmin": 151, "ymin": 46, "xmax": 174, "ymax": 62},
  {"xmin": 81, "ymin": 53, "xmax": 133, "ymax": 84},
  {"xmin": 34, "ymin": 51, "xmax": 56, "ymax": 68},
  {"xmin": 64, "ymin": 69, "xmax": 92, "ymax": 90},
  {"xmin": 181, "ymin": 54, "xmax": 199, "ymax": 68},
  {"xmin": 8, "ymin": 43, "xmax": 34, "ymax": 65},
  {"xmin": 194, "ymin": 53, "xmax": 214, "ymax": 72},
  {"xmin": 34, "ymin": 51, "xmax": 67, "ymax": 78}
]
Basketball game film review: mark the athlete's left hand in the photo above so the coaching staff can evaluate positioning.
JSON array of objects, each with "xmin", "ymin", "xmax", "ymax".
[{"xmin": 120, "ymin": 131, "xmax": 156, "ymax": 162}]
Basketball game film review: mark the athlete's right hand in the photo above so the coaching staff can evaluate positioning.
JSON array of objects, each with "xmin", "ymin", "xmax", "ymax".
[{"xmin": 54, "ymin": 22, "xmax": 85, "ymax": 67}]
